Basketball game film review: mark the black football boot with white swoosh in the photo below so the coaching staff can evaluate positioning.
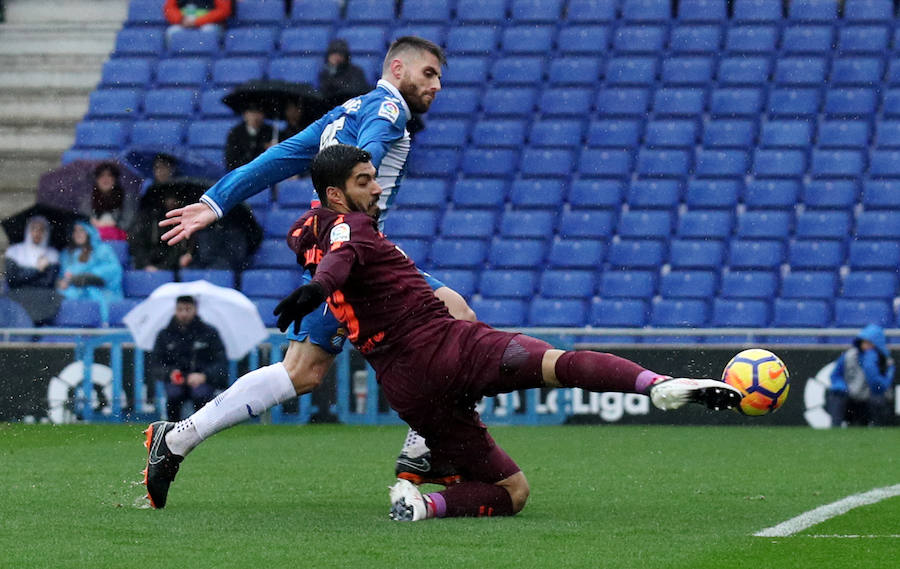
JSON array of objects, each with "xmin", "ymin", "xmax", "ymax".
[{"xmin": 142, "ymin": 421, "xmax": 183, "ymax": 509}]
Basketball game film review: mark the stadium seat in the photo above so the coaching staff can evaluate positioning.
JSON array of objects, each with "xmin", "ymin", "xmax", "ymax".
[
  {"xmin": 752, "ymin": 149, "xmax": 806, "ymax": 178},
  {"xmin": 855, "ymin": 212, "xmax": 900, "ymax": 239},
  {"xmin": 107, "ymin": 240, "xmax": 130, "ymax": 267},
  {"xmin": 694, "ymin": 149, "xmax": 750, "ymax": 178},
  {"xmin": 334, "ymin": 27, "xmax": 387, "ymax": 55},
  {"xmin": 659, "ymin": 270, "xmax": 717, "ymax": 299},
  {"xmin": 548, "ymin": 58, "xmax": 602, "ymax": 86},
  {"xmin": 684, "ymin": 179, "xmax": 741, "ymax": 208},
  {"xmin": 558, "ymin": 210, "xmax": 616, "ymax": 239},
  {"xmin": 668, "ymin": 239, "xmax": 726, "ymax": 270},
  {"xmin": 589, "ymin": 298, "xmax": 649, "ymax": 327},
  {"xmin": 123, "ymin": 270, "xmax": 175, "ymax": 298},
  {"xmin": 729, "ymin": 240, "xmax": 785, "ymax": 270},
  {"xmin": 567, "ymin": 179, "xmax": 625, "ymax": 209},
  {"xmin": 841, "ymin": 272, "xmax": 898, "ymax": 299},
  {"xmin": 598, "ymin": 271, "xmax": 657, "ymax": 299},
  {"xmin": 382, "ymin": 210, "xmax": 439, "ymax": 239},
  {"xmin": 469, "ymin": 299, "xmax": 526, "ymax": 327},
  {"xmin": 224, "ymin": 27, "xmax": 277, "ymax": 55},
  {"xmin": 54, "ymin": 299, "xmax": 102, "ymax": 328},
  {"xmin": 774, "ymin": 57, "xmax": 827, "ymax": 85},
  {"xmin": 607, "ymin": 240, "xmax": 666, "ymax": 269},
  {"xmin": 499, "ymin": 210, "xmax": 556, "ymax": 238},
  {"xmin": 446, "ymin": 26, "xmax": 498, "ymax": 55},
  {"xmin": 480, "ymin": 269, "xmax": 537, "ymax": 298},
  {"xmin": 74, "ymin": 121, "xmax": 129, "ymax": 149},
  {"xmin": 252, "ymin": 239, "xmax": 298, "ymax": 269},
  {"xmin": 539, "ymin": 87, "xmax": 593, "ymax": 117},
  {"xmin": 781, "ymin": 272, "xmax": 837, "ymax": 299},
  {"xmin": 716, "ymin": 57, "xmax": 770, "ymax": 86},
  {"xmin": 156, "ymin": 58, "xmax": 209, "ymax": 87},
  {"xmin": 669, "ymin": 25, "xmax": 722, "ymax": 53},
  {"xmin": 241, "ymin": 270, "xmax": 305, "ymax": 299},
  {"xmin": 802, "ymin": 180, "xmax": 859, "ymax": 209},
  {"xmin": 788, "ymin": 0, "xmax": 837, "ymax": 21},
  {"xmin": 455, "ymin": 0, "xmax": 508, "ymax": 24},
  {"xmin": 772, "ymin": 299, "xmax": 831, "ymax": 328},
  {"xmin": 279, "ymin": 27, "xmax": 332, "ymax": 55},
  {"xmin": 289, "ymin": 0, "xmax": 340, "ymax": 22},
  {"xmin": 862, "ymin": 180, "xmax": 900, "ymax": 208},
  {"xmin": 399, "ymin": 0, "xmax": 451, "ymax": 22},
  {"xmin": 540, "ymin": 270, "xmax": 596, "ymax": 299},
  {"xmin": 719, "ymin": 270, "xmax": 778, "ymax": 299},
  {"xmin": 817, "ymin": 121, "xmax": 870, "ymax": 149},
  {"xmin": 838, "ymin": 27, "xmax": 889, "ymax": 55},
  {"xmin": 430, "ymin": 238, "xmax": 488, "ymax": 269},
  {"xmin": 391, "ymin": 238, "xmax": 429, "ymax": 265},
  {"xmin": 595, "ymin": 88, "xmax": 650, "ymax": 117},
  {"xmin": 179, "ymin": 269, "xmax": 234, "ymax": 288},
  {"xmin": 566, "ymin": 0, "xmax": 617, "ymax": 23},
  {"xmin": 443, "ymin": 57, "xmax": 489, "ymax": 86},
  {"xmin": 881, "ymin": 89, "xmax": 900, "ymax": 118},
  {"xmin": 868, "ymin": 150, "xmax": 900, "ymax": 178},
  {"xmin": 824, "ymin": 88, "xmax": 878, "ymax": 117},
  {"xmin": 578, "ymin": 149, "xmax": 634, "ymax": 178},
  {"xmin": 725, "ymin": 25, "xmax": 778, "ymax": 53},
  {"xmin": 795, "ymin": 211, "xmax": 852, "ymax": 240},
  {"xmin": 502, "ymin": 26, "xmax": 555, "ymax": 54},
  {"xmin": 810, "ymin": 150, "xmax": 866, "ymax": 178},
  {"xmin": 115, "ymin": 28, "xmax": 164, "ymax": 56},
  {"xmin": 760, "ymin": 121, "xmax": 813, "ymax": 148},
  {"xmin": 644, "ymin": 120, "xmax": 697, "ymax": 147},
  {"xmin": 733, "ymin": 0, "xmax": 783, "ymax": 23},
  {"xmin": 709, "ymin": 88, "xmax": 764, "ymax": 117},
  {"xmin": 509, "ymin": 179, "xmax": 565, "ymax": 208},
  {"xmin": 461, "ymin": 148, "xmax": 518, "ymax": 176},
  {"xmin": 635, "ymin": 149, "xmax": 691, "ymax": 178},
  {"xmin": 605, "ymin": 57, "xmax": 657, "ymax": 86},
  {"xmin": 875, "ymin": 121, "xmax": 900, "ymax": 148},
  {"xmin": 586, "ymin": 120, "xmax": 641, "ymax": 148},
  {"xmin": 712, "ymin": 298, "xmax": 770, "ymax": 327},
  {"xmin": 652, "ymin": 88, "xmax": 705, "ymax": 116},
  {"xmin": 142, "ymin": 88, "xmax": 195, "ymax": 118},
  {"xmin": 416, "ymin": 119, "xmax": 469, "ymax": 148},
  {"xmin": 186, "ymin": 120, "xmax": 232, "ymax": 149},
  {"xmin": 558, "ymin": 25, "xmax": 609, "ymax": 55},
  {"xmin": 547, "ymin": 239, "xmax": 606, "ymax": 269},
  {"xmin": 519, "ymin": 149, "xmax": 574, "ymax": 177},
  {"xmin": 428, "ymin": 269, "xmax": 477, "ymax": 298},
  {"xmin": 650, "ymin": 299, "xmax": 709, "ymax": 327},
  {"xmin": 511, "ymin": 0, "xmax": 564, "ymax": 23},
  {"xmin": 743, "ymin": 180, "xmax": 800, "ymax": 209},
  {"xmin": 408, "ymin": 148, "xmax": 461, "ymax": 177},
  {"xmin": 781, "ymin": 26, "xmax": 834, "ymax": 55},
  {"xmin": 834, "ymin": 299, "xmax": 893, "ymax": 328},
  {"xmin": 87, "ymin": 89, "xmax": 143, "ymax": 119},
  {"xmin": 830, "ymin": 57, "xmax": 884, "ymax": 86},
  {"xmin": 451, "ymin": 179, "xmax": 507, "ymax": 208},
  {"xmin": 678, "ymin": 0, "xmax": 728, "ymax": 22},
  {"xmin": 676, "ymin": 210, "xmax": 734, "ymax": 239},
  {"xmin": 788, "ymin": 240, "xmax": 845, "ymax": 270},
  {"xmin": 344, "ymin": 0, "xmax": 394, "ymax": 23},
  {"xmin": 613, "ymin": 26, "xmax": 667, "ymax": 53},
  {"xmin": 529, "ymin": 120, "xmax": 584, "ymax": 148},
  {"xmin": 393, "ymin": 179, "xmax": 447, "ymax": 209},
  {"xmin": 626, "ymin": 180, "xmax": 681, "ymax": 208},
  {"xmin": 108, "ymin": 299, "xmax": 140, "ymax": 327},
  {"xmin": 441, "ymin": 210, "xmax": 497, "ymax": 239},
  {"xmin": 767, "ymin": 88, "xmax": 821, "ymax": 117},
  {"xmin": 267, "ymin": 57, "xmax": 319, "ymax": 83},
  {"xmin": 100, "ymin": 58, "xmax": 153, "ymax": 87},
  {"xmin": 848, "ymin": 240, "xmax": 900, "ymax": 269},
  {"xmin": 843, "ymin": 0, "xmax": 893, "ymax": 22},
  {"xmin": 125, "ymin": 0, "xmax": 168, "ymax": 26},
  {"xmin": 481, "ymin": 87, "xmax": 537, "ymax": 117},
  {"xmin": 167, "ymin": 29, "xmax": 219, "ymax": 56},
  {"xmin": 130, "ymin": 120, "xmax": 186, "ymax": 146},
  {"xmin": 528, "ymin": 298, "xmax": 588, "ymax": 327}
]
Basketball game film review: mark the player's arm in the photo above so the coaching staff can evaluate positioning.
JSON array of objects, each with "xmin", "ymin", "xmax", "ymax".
[{"xmin": 356, "ymin": 104, "xmax": 406, "ymax": 169}]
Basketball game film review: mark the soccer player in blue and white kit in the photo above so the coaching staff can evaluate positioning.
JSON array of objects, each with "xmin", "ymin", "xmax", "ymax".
[{"xmin": 143, "ymin": 37, "xmax": 461, "ymax": 508}]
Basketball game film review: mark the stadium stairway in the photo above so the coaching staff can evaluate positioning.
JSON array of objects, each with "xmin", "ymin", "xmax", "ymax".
[{"xmin": 0, "ymin": 0, "xmax": 125, "ymax": 233}]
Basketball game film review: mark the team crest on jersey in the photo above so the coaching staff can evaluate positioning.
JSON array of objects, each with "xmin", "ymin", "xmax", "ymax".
[
  {"xmin": 330, "ymin": 222, "xmax": 351, "ymax": 245},
  {"xmin": 343, "ymin": 98, "xmax": 362, "ymax": 113},
  {"xmin": 378, "ymin": 100, "xmax": 400, "ymax": 123}
]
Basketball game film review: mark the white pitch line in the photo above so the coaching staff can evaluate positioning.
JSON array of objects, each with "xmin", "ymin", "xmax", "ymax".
[
  {"xmin": 754, "ymin": 484, "xmax": 900, "ymax": 538},
  {"xmin": 807, "ymin": 535, "xmax": 900, "ymax": 539}
]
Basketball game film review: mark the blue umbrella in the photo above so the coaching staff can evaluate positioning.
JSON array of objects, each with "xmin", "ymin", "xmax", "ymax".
[{"xmin": 118, "ymin": 145, "xmax": 225, "ymax": 182}]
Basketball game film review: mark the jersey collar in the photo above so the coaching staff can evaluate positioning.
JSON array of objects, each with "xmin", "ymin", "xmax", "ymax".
[{"xmin": 376, "ymin": 79, "xmax": 412, "ymax": 120}]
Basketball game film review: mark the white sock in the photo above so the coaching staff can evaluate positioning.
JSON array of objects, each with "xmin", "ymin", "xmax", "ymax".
[
  {"xmin": 400, "ymin": 428, "xmax": 430, "ymax": 458},
  {"xmin": 165, "ymin": 363, "xmax": 296, "ymax": 457}
]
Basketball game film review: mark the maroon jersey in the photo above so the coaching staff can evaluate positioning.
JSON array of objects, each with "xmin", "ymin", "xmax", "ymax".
[{"xmin": 287, "ymin": 207, "xmax": 454, "ymax": 362}]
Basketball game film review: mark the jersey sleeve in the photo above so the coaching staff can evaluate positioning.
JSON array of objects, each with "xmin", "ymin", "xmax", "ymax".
[
  {"xmin": 311, "ymin": 213, "xmax": 379, "ymax": 294},
  {"xmin": 355, "ymin": 98, "xmax": 407, "ymax": 169},
  {"xmin": 201, "ymin": 116, "xmax": 329, "ymax": 217}
]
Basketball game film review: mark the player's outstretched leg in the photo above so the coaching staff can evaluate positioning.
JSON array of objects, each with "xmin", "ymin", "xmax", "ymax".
[
  {"xmin": 649, "ymin": 377, "xmax": 743, "ymax": 411},
  {"xmin": 142, "ymin": 421, "xmax": 183, "ymax": 509},
  {"xmin": 395, "ymin": 428, "xmax": 462, "ymax": 486},
  {"xmin": 388, "ymin": 478, "xmax": 428, "ymax": 521}
]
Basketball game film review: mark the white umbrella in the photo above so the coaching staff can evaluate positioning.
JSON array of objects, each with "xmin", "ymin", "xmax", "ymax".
[{"xmin": 122, "ymin": 280, "xmax": 268, "ymax": 360}]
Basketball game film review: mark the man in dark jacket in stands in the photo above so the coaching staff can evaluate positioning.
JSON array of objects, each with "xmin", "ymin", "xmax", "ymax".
[
  {"xmin": 225, "ymin": 102, "xmax": 275, "ymax": 171},
  {"xmin": 318, "ymin": 39, "xmax": 371, "ymax": 109},
  {"xmin": 152, "ymin": 295, "xmax": 228, "ymax": 420}
]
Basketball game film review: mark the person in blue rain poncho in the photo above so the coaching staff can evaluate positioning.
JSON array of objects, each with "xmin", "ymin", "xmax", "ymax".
[
  {"xmin": 57, "ymin": 221, "xmax": 123, "ymax": 323},
  {"xmin": 828, "ymin": 324, "xmax": 896, "ymax": 427}
]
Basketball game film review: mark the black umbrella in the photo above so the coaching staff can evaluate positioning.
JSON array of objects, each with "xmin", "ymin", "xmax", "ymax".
[
  {"xmin": 119, "ymin": 145, "xmax": 225, "ymax": 181},
  {"xmin": 2, "ymin": 203, "xmax": 89, "ymax": 251},
  {"xmin": 222, "ymin": 79, "xmax": 325, "ymax": 121}
]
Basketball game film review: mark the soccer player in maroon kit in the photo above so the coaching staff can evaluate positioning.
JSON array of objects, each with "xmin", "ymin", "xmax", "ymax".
[{"xmin": 275, "ymin": 144, "xmax": 743, "ymax": 521}]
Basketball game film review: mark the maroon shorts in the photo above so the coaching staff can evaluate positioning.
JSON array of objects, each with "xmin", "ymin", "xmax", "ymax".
[{"xmin": 373, "ymin": 320, "xmax": 552, "ymax": 484}]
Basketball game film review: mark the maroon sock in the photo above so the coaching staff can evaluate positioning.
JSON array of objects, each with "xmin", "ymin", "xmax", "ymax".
[
  {"xmin": 554, "ymin": 351, "xmax": 662, "ymax": 394},
  {"xmin": 428, "ymin": 481, "xmax": 515, "ymax": 518}
]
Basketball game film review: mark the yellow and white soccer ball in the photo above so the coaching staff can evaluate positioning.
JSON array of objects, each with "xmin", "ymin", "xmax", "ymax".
[{"xmin": 721, "ymin": 349, "xmax": 790, "ymax": 416}]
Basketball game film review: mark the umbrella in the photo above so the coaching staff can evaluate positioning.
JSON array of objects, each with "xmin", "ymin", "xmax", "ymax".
[
  {"xmin": 222, "ymin": 79, "xmax": 325, "ymax": 121},
  {"xmin": 37, "ymin": 159, "xmax": 142, "ymax": 214},
  {"xmin": 1, "ymin": 203, "xmax": 88, "ymax": 251},
  {"xmin": 118, "ymin": 145, "xmax": 225, "ymax": 182},
  {"xmin": 122, "ymin": 280, "xmax": 268, "ymax": 360}
]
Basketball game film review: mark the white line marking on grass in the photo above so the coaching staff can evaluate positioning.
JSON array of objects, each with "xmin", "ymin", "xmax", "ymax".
[
  {"xmin": 754, "ymin": 484, "xmax": 900, "ymax": 538},
  {"xmin": 807, "ymin": 535, "xmax": 900, "ymax": 539}
]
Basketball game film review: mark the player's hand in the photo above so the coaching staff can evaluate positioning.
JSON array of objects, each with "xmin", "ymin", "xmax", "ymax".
[
  {"xmin": 159, "ymin": 202, "xmax": 218, "ymax": 245},
  {"xmin": 273, "ymin": 282, "xmax": 327, "ymax": 334}
]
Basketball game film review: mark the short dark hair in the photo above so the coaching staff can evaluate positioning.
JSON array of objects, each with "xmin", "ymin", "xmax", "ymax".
[
  {"xmin": 176, "ymin": 295, "xmax": 196, "ymax": 305},
  {"xmin": 310, "ymin": 145, "xmax": 372, "ymax": 206},
  {"xmin": 383, "ymin": 36, "xmax": 447, "ymax": 71}
]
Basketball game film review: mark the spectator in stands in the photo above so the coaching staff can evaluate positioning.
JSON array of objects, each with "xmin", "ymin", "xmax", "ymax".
[
  {"xmin": 163, "ymin": 0, "xmax": 232, "ymax": 43},
  {"xmin": 82, "ymin": 162, "xmax": 135, "ymax": 242},
  {"xmin": 188, "ymin": 203, "xmax": 262, "ymax": 272},
  {"xmin": 317, "ymin": 39, "xmax": 370, "ymax": 109},
  {"xmin": 151, "ymin": 295, "xmax": 228, "ymax": 420},
  {"xmin": 57, "ymin": 221, "xmax": 124, "ymax": 324},
  {"xmin": 140, "ymin": 153, "xmax": 178, "ymax": 194},
  {"xmin": 827, "ymin": 324, "xmax": 895, "ymax": 427},
  {"xmin": 129, "ymin": 183, "xmax": 194, "ymax": 272},
  {"xmin": 225, "ymin": 102, "xmax": 275, "ymax": 171},
  {"xmin": 4, "ymin": 216, "xmax": 62, "ymax": 325},
  {"xmin": 279, "ymin": 98, "xmax": 311, "ymax": 142}
]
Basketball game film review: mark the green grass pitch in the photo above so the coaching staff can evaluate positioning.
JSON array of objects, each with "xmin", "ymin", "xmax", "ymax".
[{"xmin": 1, "ymin": 423, "xmax": 897, "ymax": 569}]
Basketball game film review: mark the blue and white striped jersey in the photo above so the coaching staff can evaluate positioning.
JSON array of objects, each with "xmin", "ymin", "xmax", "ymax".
[{"xmin": 202, "ymin": 79, "xmax": 411, "ymax": 226}]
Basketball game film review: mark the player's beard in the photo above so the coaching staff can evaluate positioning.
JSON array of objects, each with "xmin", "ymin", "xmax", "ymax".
[{"xmin": 398, "ymin": 75, "xmax": 432, "ymax": 113}]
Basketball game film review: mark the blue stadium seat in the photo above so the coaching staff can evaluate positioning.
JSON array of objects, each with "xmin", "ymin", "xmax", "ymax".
[
  {"xmin": 694, "ymin": 149, "xmax": 750, "ymax": 177},
  {"xmin": 167, "ymin": 29, "xmax": 219, "ymax": 56},
  {"xmin": 156, "ymin": 58, "xmax": 209, "ymax": 87},
  {"xmin": 855, "ymin": 211, "xmax": 900, "ymax": 238},
  {"xmin": 179, "ymin": 269, "xmax": 234, "ymax": 288},
  {"xmin": 416, "ymin": 119, "xmax": 469, "ymax": 148},
  {"xmin": 54, "ymin": 299, "xmax": 102, "ymax": 327},
  {"xmin": 344, "ymin": 0, "xmax": 395, "ymax": 23},
  {"xmin": 430, "ymin": 238, "xmax": 488, "ymax": 269},
  {"xmin": 684, "ymin": 179, "xmax": 741, "ymax": 208},
  {"xmin": 725, "ymin": 25, "xmax": 778, "ymax": 52},
  {"xmin": 670, "ymin": 25, "xmax": 722, "ymax": 53},
  {"xmin": 101, "ymin": 58, "xmax": 153, "ymax": 87},
  {"xmin": 868, "ymin": 150, "xmax": 900, "ymax": 178},
  {"xmin": 115, "ymin": 28, "xmax": 164, "ymax": 56},
  {"xmin": 539, "ymin": 270, "xmax": 596, "ymax": 298},
  {"xmin": 659, "ymin": 270, "xmax": 717, "ymax": 299},
  {"xmin": 677, "ymin": 210, "xmax": 733, "ymax": 239},
  {"xmin": 399, "ymin": 0, "xmax": 451, "ymax": 22},
  {"xmin": 843, "ymin": 0, "xmax": 893, "ymax": 22},
  {"xmin": 428, "ymin": 269, "xmax": 477, "ymax": 298},
  {"xmin": 848, "ymin": 240, "xmax": 900, "ymax": 269},
  {"xmin": 472, "ymin": 120, "xmax": 525, "ymax": 148},
  {"xmin": 729, "ymin": 240, "xmax": 785, "ymax": 269},
  {"xmin": 862, "ymin": 180, "xmax": 900, "ymax": 208},
  {"xmin": 558, "ymin": 210, "xmax": 616, "ymax": 239},
  {"xmin": 74, "ymin": 121, "xmax": 129, "ymax": 149},
  {"xmin": 810, "ymin": 150, "xmax": 865, "ymax": 178},
  {"xmin": 834, "ymin": 299, "xmax": 893, "ymax": 328},
  {"xmin": 442, "ymin": 210, "xmax": 497, "ymax": 239},
  {"xmin": 445, "ymin": 26, "xmax": 498, "ymax": 55},
  {"xmin": 788, "ymin": 0, "xmax": 837, "ymax": 21},
  {"xmin": 567, "ymin": 179, "xmax": 624, "ymax": 208},
  {"xmin": 224, "ymin": 27, "xmax": 278, "ymax": 56},
  {"xmin": 613, "ymin": 26, "xmax": 667, "ymax": 53},
  {"xmin": 767, "ymin": 88, "xmax": 821, "ymax": 117},
  {"xmin": 668, "ymin": 239, "xmax": 726, "ymax": 270},
  {"xmin": 502, "ymin": 26, "xmax": 555, "ymax": 54},
  {"xmin": 519, "ymin": 149, "xmax": 574, "ymax": 177},
  {"xmin": 123, "ymin": 270, "xmax": 175, "ymax": 298},
  {"xmin": 252, "ymin": 298, "xmax": 279, "ymax": 327},
  {"xmin": 781, "ymin": 271, "xmax": 837, "ymax": 299},
  {"xmin": 391, "ymin": 238, "xmax": 429, "ymax": 265},
  {"xmin": 752, "ymin": 149, "xmax": 806, "ymax": 178},
  {"xmin": 709, "ymin": 88, "xmax": 764, "ymax": 117},
  {"xmin": 605, "ymin": 57, "xmax": 657, "ymax": 86},
  {"xmin": 143, "ymin": 88, "xmax": 195, "ymax": 118},
  {"xmin": 186, "ymin": 120, "xmax": 232, "ymax": 149},
  {"xmin": 712, "ymin": 299, "xmax": 769, "ymax": 327},
  {"xmin": 442, "ymin": 56, "xmax": 489, "ymax": 86},
  {"xmin": 539, "ymin": 88, "xmax": 593, "ymax": 117},
  {"xmin": 408, "ymin": 148, "xmax": 461, "ymax": 177},
  {"xmin": 621, "ymin": 0, "xmax": 670, "ymax": 22},
  {"xmin": 451, "ymin": 178, "xmax": 507, "ymax": 208},
  {"xmin": 125, "ymin": 0, "xmax": 167, "ymax": 26},
  {"xmin": 795, "ymin": 211, "xmax": 852, "ymax": 239},
  {"xmin": 548, "ymin": 57, "xmax": 602, "ymax": 86},
  {"xmin": 650, "ymin": 299, "xmax": 709, "ymax": 327},
  {"xmin": 595, "ymin": 88, "xmax": 650, "ymax": 116},
  {"xmin": 719, "ymin": 270, "xmax": 778, "ymax": 299},
  {"xmin": 469, "ymin": 299, "xmax": 526, "ymax": 327},
  {"xmin": 781, "ymin": 26, "xmax": 834, "ymax": 55},
  {"xmin": 273, "ymin": 180, "xmax": 311, "ymax": 208},
  {"xmin": 817, "ymin": 121, "xmax": 870, "ymax": 149},
  {"xmin": 511, "ymin": 0, "xmax": 564, "ymax": 23},
  {"xmin": 598, "ymin": 271, "xmax": 656, "ymax": 299},
  {"xmin": 289, "ymin": 0, "xmax": 340, "ymax": 23},
  {"xmin": 716, "ymin": 57, "xmax": 770, "ymax": 86},
  {"xmin": 732, "ymin": 0, "xmax": 783, "ymax": 23},
  {"xmin": 547, "ymin": 239, "xmax": 606, "ymax": 269},
  {"xmin": 245, "ymin": 186, "xmax": 273, "ymax": 210},
  {"xmin": 679, "ymin": 0, "xmax": 728, "ymax": 22},
  {"xmin": 426, "ymin": 87, "xmax": 481, "ymax": 117},
  {"xmin": 643, "ymin": 121, "xmax": 697, "ymax": 147},
  {"xmin": 382, "ymin": 210, "xmax": 439, "ymax": 239},
  {"xmin": 590, "ymin": 298, "xmax": 649, "ymax": 333},
  {"xmin": 566, "ymin": 0, "xmax": 617, "ymax": 23},
  {"xmin": 130, "ymin": 120, "xmax": 186, "ymax": 146},
  {"xmin": 499, "ymin": 210, "xmax": 556, "ymax": 238},
  {"xmin": 880, "ymin": 89, "xmax": 900, "ymax": 117},
  {"xmin": 393, "ymin": 179, "xmax": 447, "ymax": 209},
  {"xmin": 627, "ymin": 180, "xmax": 681, "ymax": 208},
  {"xmin": 636, "ymin": 149, "xmax": 691, "ymax": 178},
  {"xmin": 279, "ymin": 27, "xmax": 331, "ymax": 55},
  {"xmin": 760, "ymin": 121, "xmax": 813, "ymax": 148},
  {"xmin": 875, "ymin": 121, "xmax": 900, "ymax": 148},
  {"xmin": 830, "ymin": 57, "xmax": 884, "ymax": 86},
  {"xmin": 841, "ymin": 271, "xmax": 898, "ymax": 299},
  {"xmin": 61, "ymin": 150, "xmax": 115, "ymax": 164},
  {"xmin": 461, "ymin": 148, "xmax": 518, "ymax": 176},
  {"xmin": 482, "ymin": 87, "xmax": 537, "ymax": 117},
  {"xmin": 267, "ymin": 57, "xmax": 318, "ymax": 83},
  {"xmin": 824, "ymin": 88, "xmax": 878, "ymax": 117},
  {"xmin": 586, "ymin": 119, "xmax": 641, "ymax": 148},
  {"xmin": 703, "ymin": 119, "xmax": 757, "ymax": 149},
  {"xmin": 743, "ymin": 180, "xmax": 800, "ymax": 209},
  {"xmin": 607, "ymin": 240, "xmax": 666, "ymax": 268},
  {"xmin": 334, "ymin": 26, "xmax": 388, "ymax": 55},
  {"xmin": 529, "ymin": 120, "xmax": 584, "ymax": 148},
  {"xmin": 788, "ymin": 240, "xmax": 845, "ymax": 270},
  {"xmin": 261, "ymin": 209, "xmax": 303, "ymax": 238},
  {"xmin": 252, "ymin": 239, "xmax": 298, "ymax": 269},
  {"xmin": 107, "ymin": 240, "xmax": 130, "ymax": 267},
  {"xmin": 87, "ymin": 89, "xmax": 143, "ymax": 119},
  {"xmin": 480, "ymin": 269, "xmax": 537, "ymax": 298},
  {"xmin": 108, "ymin": 299, "xmax": 140, "ymax": 327},
  {"xmin": 456, "ymin": 0, "xmax": 508, "ymax": 24},
  {"xmin": 774, "ymin": 57, "xmax": 827, "ymax": 85},
  {"xmin": 241, "ymin": 269, "xmax": 304, "ymax": 299},
  {"xmin": 772, "ymin": 299, "xmax": 831, "ymax": 328},
  {"xmin": 528, "ymin": 298, "xmax": 588, "ymax": 327},
  {"xmin": 234, "ymin": 0, "xmax": 284, "ymax": 25},
  {"xmin": 558, "ymin": 25, "xmax": 609, "ymax": 55},
  {"xmin": 578, "ymin": 149, "xmax": 634, "ymax": 178},
  {"xmin": 509, "ymin": 179, "xmax": 565, "ymax": 208},
  {"xmin": 802, "ymin": 180, "xmax": 859, "ymax": 209}
]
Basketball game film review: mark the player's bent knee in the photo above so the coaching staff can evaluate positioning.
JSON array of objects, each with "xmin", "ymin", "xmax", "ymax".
[
  {"xmin": 281, "ymin": 340, "xmax": 335, "ymax": 394},
  {"xmin": 498, "ymin": 471, "xmax": 530, "ymax": 514},
  {"xmin": 434, "ymin": 286, "xmax": 477, "ymax": 322}
]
